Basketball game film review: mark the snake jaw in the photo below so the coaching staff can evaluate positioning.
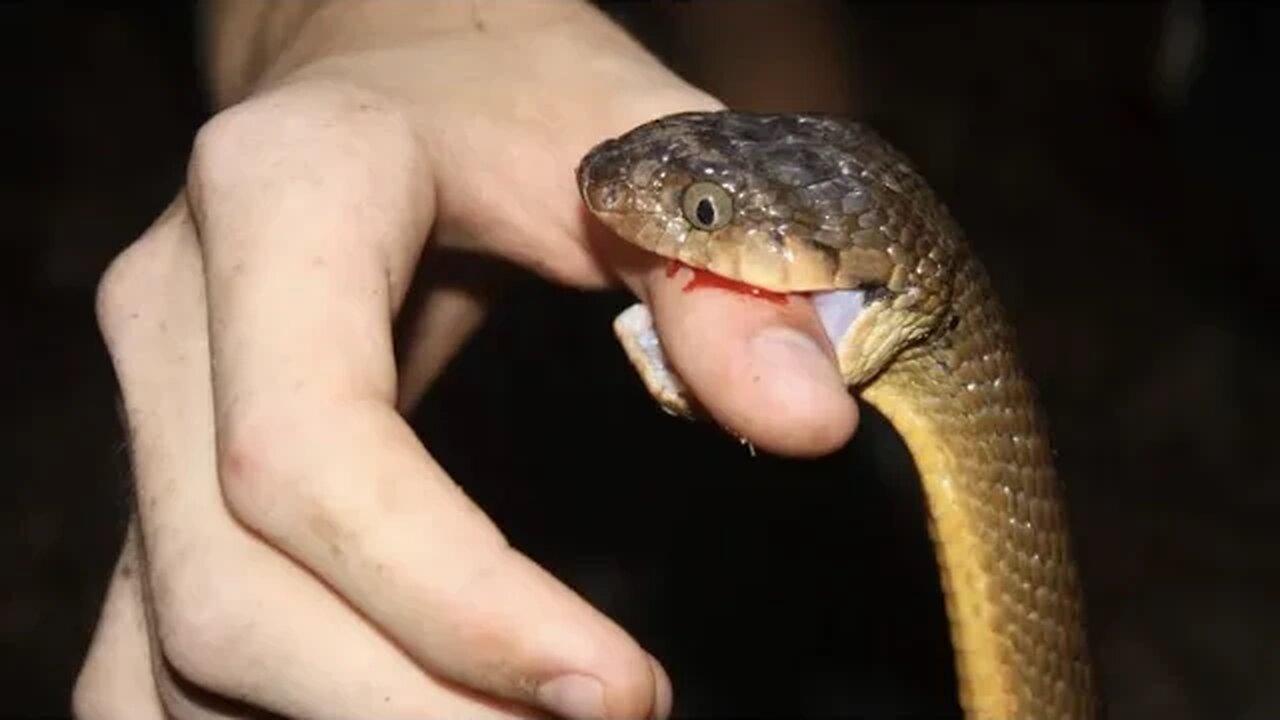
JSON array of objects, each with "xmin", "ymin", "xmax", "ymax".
[
  {"xmin": 613, "ymin": 303, "xmax": 695, "ymax": 418},
  {"xmin": 811, "ymin": 289, "xmax": 867, "ymax": 352}
]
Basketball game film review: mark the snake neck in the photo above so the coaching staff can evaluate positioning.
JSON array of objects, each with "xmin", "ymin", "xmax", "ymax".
[{"xmin": 860, "ymin": 256, "xmax": 1097, "ymax": 720}]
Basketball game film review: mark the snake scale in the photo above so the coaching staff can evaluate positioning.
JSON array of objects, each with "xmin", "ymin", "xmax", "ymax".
[{"xmin": 577, "ymin": 111, "xmax": 1097, "ymax": 719}]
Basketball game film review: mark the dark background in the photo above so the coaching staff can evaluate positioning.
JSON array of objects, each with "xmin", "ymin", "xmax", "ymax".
[{"xmin": 5, "ymin": 2, "xmax": 1277, "ymax": 718}]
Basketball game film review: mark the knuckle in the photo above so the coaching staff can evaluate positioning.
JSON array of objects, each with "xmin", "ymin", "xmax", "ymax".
[
  {"xmin": 215, "ymin": 408, "xmax": 305, "ymax": 533},
  {"xmin": 94, "ymin": 212, "xmax": 183, "ymax": 350},
  {"xmin": 71, "ymin": 648, "xmax": 155, "ymax": 720},
  {"xmin": 70, "ymin": 669, "xmax": 112, "ymax": 720},
  {"xmin": 150, "ymin": 567, "xmax": 254, "ymax": 695},
  {"xmin": 188, "ymin": 87, "xmax": 420, "ymax": 211},
  {"xmin": 185, "ymin": 102, "xmax": 262, "ymax": 200},
  {"xmin": 93, "ymin": 246, "xmax": 140, "ymax": 346}
]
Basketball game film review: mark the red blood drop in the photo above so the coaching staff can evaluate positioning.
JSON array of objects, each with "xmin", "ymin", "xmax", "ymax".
[{"xmin": 664, "ymin": 258, "xmax": 788, "ymax": 305}]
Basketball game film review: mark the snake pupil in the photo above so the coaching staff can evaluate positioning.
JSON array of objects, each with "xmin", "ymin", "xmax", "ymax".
[{"xmin": 695, "ymin": 198, "xmax": 715, "ymax": 226}]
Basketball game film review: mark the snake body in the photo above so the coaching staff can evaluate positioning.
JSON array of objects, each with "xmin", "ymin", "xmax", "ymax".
[{"xmin": 577, "ymin": 112, "xmax": 1097, "ymax": 718}]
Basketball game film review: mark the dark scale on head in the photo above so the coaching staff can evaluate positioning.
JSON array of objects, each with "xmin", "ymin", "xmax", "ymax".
[
  {"xmin": 578, "ymin": 110, "xmax": 957, "ymax": 279},
  {"xmin": 679, "ymin": 116, "xmax": 904, "ymax": 203},
  {"xmin": 757, "ymin": 146, "xmax": 838, "ymax": 188}
]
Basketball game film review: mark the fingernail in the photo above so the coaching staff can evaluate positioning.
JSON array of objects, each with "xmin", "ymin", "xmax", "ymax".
[
  {"xmin": 538, "ymin": 674, "xmax": 606, "ymax": 720},
  {"xmin": 647, "ymin": 654, "xmax": 673, "ymax": 720},
  {"xmin": 749, "ymin": 326, "xmax": 838, "ymax": 386}
]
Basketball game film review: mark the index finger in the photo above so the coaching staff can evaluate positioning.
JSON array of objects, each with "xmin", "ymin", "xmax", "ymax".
[{"xmin": 189, "ymin": 91, "xmax": 663, "ymax": 720}]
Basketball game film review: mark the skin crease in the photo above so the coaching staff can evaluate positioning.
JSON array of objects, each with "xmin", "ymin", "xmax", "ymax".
[{"xmin": 74, "ymin": 2, "xmax": 859, "ymax": 720}]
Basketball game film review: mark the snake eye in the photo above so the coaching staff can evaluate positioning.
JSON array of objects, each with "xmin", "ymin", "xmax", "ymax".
[{"xmin": 681, "ymin": 181, "xmax": 733, "ymax": 231}]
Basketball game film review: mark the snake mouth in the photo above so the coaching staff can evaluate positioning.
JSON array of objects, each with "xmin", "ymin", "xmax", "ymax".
[
  {"xmin": 662, "ymin": 259, "xmax": 875, "ymax": 348},
  {"xmin": 810, "ymin": 288, "xmax": 868, "ymax": 348},
  {"xmin": 613, "ymin": 286, "xmax": 871, "ymax": 416}
]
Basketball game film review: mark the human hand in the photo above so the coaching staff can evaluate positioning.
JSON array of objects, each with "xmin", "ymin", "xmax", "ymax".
[{"xmin": 73, "ymin": 2, "xmax": 859, "ymax": 719}]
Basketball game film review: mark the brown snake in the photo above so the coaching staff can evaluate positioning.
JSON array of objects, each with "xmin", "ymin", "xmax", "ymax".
[{"xmin": 577, "ymin": 111, "xmax": 1097, "ymax": 719}]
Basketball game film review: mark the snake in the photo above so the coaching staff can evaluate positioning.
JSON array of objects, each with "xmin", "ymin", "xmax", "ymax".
[{"xmin": 576, "ymin": 111, "xmax": 1097, "ymax": 719}]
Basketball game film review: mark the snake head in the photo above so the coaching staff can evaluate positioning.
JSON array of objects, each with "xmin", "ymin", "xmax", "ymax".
[{"xmin": 578, "ymin": 111, "xmax": 964, "ymax": 392}]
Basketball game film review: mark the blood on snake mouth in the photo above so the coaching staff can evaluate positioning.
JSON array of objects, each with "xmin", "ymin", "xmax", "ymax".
[
  {"xmin": 664, "ymin": 258, "xmax": 869, "ymax": 348},
  {"xmin": 663, "ymin": 258, "xmax": 788, "ymax": 304}
]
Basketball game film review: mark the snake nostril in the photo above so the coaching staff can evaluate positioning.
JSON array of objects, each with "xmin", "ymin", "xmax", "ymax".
[{"xmin": 595, "ymin": 184, "xmax": 623, "ymax": 211}]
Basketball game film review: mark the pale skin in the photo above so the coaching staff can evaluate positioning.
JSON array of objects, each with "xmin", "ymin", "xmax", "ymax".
[{"xmin": 72, "ymin": 2, "xmax": 860, "ymax": 719}]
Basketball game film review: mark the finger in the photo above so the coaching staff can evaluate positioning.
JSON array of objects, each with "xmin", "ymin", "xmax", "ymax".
[
  {"xmin": 98, "ymin": 198, "xmax": 540, "ymax": 720},
  {"xmin": 134, "ymin": 528, "xmax": 257, "ymax": 720},
  {"xmin": 599, "ymin": 221, "xmax": 860, "ymax": 458},
  {"xmin": 73, "ymin": 523, "xmax": 166, "ymax": 720},
  {"xmin": 189, "ymin": 93, "xmax": 660, "ymax": 720},
  {"xmin": 73, "ymin": 519, "xmax": 249, "ymax": 720}
]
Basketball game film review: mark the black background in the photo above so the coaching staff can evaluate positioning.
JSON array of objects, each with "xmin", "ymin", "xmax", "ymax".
[{"xmin": 4, "ymin": 2, "xmax": 1277, "ymax": 718}]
